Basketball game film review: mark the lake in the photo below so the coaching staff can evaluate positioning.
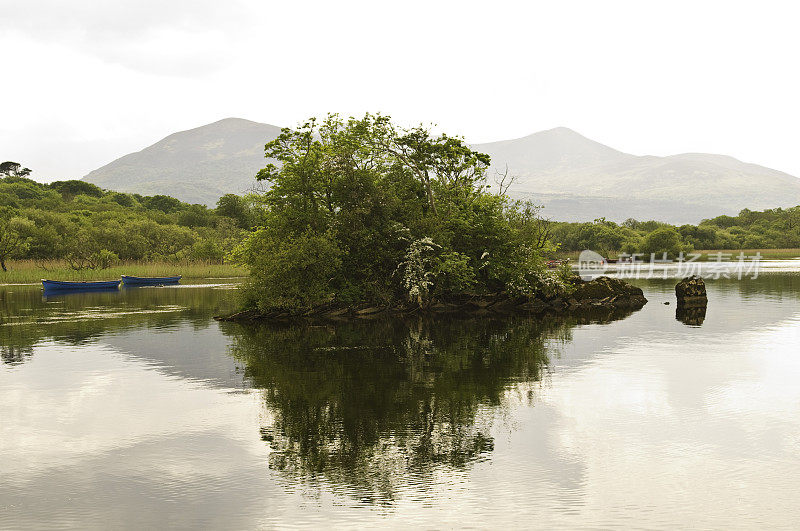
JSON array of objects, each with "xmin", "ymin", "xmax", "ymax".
[{"xmin": 2, "ymin": 271, "xmax": 800, "ymax": 529}]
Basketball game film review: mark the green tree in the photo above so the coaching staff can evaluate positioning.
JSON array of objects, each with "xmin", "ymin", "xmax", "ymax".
[
  {"xmin": 640, "ymin": 226, "xmax": 685, "ymax": 258},
  {"xmin": 177, "ymin": 204, "xmax": 214, "ymax": 228},
  {"xmin": 215, "ymin": 193, "xmax": 253, "ymax": 228},
  {"xmin": 235, "ymin": 114, "xmax": 557, "ymax": 312},
  {"xmin": 107, "ymin": 192, "xmax": 136, "ymax": 207},
  {"xmin": 0, "ymin": 161, "xmax": 31, "ymax": 178},
  {"xmin": 142, "ymin": 194, "xmax": 182, "ymax": 213},
  {"xmin": 0, "ymin": 209, "xmax": 34, "ymax": 271},
  {"xmin": 49, "ymin": 180, "xmax": 103, "ymax": 198},
  {"xmin": 236, "ymin": 228, "xmax": 343, "ymax": 310}
]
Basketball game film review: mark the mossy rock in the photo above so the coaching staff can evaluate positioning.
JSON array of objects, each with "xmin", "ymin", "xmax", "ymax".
[
  {"xmin": 675, "ymin": 276, "xmax": 707, "ymax": 300},
  {"xmin": 572, "ymin": 276, "xmax": 644, "ymax": 302}
]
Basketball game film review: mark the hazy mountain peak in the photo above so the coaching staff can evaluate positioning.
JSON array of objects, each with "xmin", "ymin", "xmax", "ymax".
[
  {"xmin": 472, "ymin": 129, "xmax": 800, "ymax": 223},
  {"xmin": 474, "ymin": 125, "xmax": 628, "ymax": 174},
  {"xmin": 536, "ymin": 126, "xmax": 587, "ymax": 137},
  {"xmin": 481, "ymin": 125, "xmax": 593, "ymax": 144},
  {"xmin": 214, "ymin": 116, "xmax": 260, "ymax": 124},
  {"xmin": 83, "ymin": 117, "xmax": 800, "ymax": 223},
  {"xmin": 83, "ymin": 118, "xmax": 283, "ymax": 205},
  {"xmin": 158, "ymin": 117, "xmax": 279, "ymax": 142}
]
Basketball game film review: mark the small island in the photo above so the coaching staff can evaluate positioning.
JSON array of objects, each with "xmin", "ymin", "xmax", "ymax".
[{"xmin": 221, "ymin": 114, "xmax": 647, "ymax": 321}]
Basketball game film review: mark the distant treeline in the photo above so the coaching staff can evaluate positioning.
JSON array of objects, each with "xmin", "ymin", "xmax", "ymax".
[
  {"xmin": 0, "ymin": 175, "xmax": 260, "ymax": 270},
  {"xmin": 3, "ymin": 169, "xmax": 799, "ymax": 273},
  {"xmin": 552, "ymin": 207, "xmax": 800, "ymax": 256}
]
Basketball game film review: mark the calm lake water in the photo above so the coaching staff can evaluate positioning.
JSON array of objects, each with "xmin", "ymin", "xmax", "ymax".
[{"xmin": 2, "ymin": 271, "xmax": 800, "ymax": 529}]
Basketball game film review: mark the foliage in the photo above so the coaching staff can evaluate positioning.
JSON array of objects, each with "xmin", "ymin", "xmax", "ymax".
[
  {"xmin": 141, "ymin": 194, "xmax": 182, "ymax": 213},
  {"xmin": 65, "ymin": 248, "xmax": 119, "ymax": 270},
  {"xmin": 432, "ymin": 249, "xmax": 476, "ymax": 296},
  {"xmin": 640, "ymin": 226, "xmax": 688, "ymax": 258},
  {"xmin": 553, "ymin": 206, "xmax": 800, "ymax": 256},
  {"xmin": 216, "ymin": 193, "xmax": 258, "ymax": 229},
  {"xmin": 0, "ymin": 172, "xmax": 259, "ymax": 271},
  {"xmin": 188, "ymin": 239, "xmax": 224, "ymax": 262},
  {"xmin": 50, "ymin": 180, "xmax": 103, "ymax": 198},
  {"xmin": 0, "ymin": 161, "xmax": 32, "ymax": 178},
  {"xmin": 235, "ymin": 228, "xmax": 342, "ymax": 310},
  {"xmin": 234, "ymin": 114, "xmax": 559, "ymax": 311},
  {"xmin": 0, "ymin": 209, "xmax": 34, "ymax": 271}
]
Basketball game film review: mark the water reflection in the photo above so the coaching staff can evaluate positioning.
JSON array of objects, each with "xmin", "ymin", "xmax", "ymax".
[
  {"xmin": 5, "ymin": 273, "xmax": 800, "ymax": 528},
  {"xmin": 0, "ymin": 284, "xmax": 237, "ymax": 367},
  {"xmin": 42, "ymin": 286, "xmax": 122, "ymax": 298},
  {"xmin": 676, "ymin": 305, "xmax": 707, "ymax": 326},
  {"xmin": 224, "ymin": 310, "xmax": 636, "ymax": 502},
  {"xmin": 0, "ymin": 344, "xmax": 32, "ymax": 366}
]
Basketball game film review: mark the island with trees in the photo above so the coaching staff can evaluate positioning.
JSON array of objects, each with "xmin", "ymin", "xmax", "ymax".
[{"xmin": 222, "ymin": 114, "xmax": 647, "ymax": 320}]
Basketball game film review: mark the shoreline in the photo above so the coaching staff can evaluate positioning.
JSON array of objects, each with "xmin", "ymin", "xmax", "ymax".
[
  {"xmin": 216, "ymin": 276, "xmax": 648, "ymax": 323},
  {"xmin": 557, "ymin": 248, "xmax": 800, "ymax": 261}
]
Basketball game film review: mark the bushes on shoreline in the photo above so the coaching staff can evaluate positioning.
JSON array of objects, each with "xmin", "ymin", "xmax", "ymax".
[
  {"xmin": 0, "ymin": 176, "xmax": 260, "ymax": 271},
  {"xmin": 551, "ymin": 206, "xmax": 800, "ymax": 257}
]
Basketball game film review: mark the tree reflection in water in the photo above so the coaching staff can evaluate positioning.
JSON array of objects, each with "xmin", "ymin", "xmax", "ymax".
[
  {"xmin": 224, "ymin": 310, "xmax": 633, "ymax": 503},
  {"xmin": 0, "ymin": 345, "xmax": 34, "ymax": 366}
]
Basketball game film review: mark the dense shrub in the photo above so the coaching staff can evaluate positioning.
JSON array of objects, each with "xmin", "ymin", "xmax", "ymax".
[{"xmin": 0, "ymin": 175, "xmax": 254, "ymax": 269}]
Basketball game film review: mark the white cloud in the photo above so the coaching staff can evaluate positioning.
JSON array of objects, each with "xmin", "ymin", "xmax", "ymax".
[{"xmin": 1, "ymin": 0, "xmax": 799, "ymax": 182}]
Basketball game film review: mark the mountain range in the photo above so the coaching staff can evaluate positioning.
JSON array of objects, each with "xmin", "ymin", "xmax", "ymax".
[
  {"xmin": 83, "ymin": 118, "xmax": 800, "ymax": 224},
  {"xmin": 83, "ymin": 118, "xmax": 282, "ymax": 205}
]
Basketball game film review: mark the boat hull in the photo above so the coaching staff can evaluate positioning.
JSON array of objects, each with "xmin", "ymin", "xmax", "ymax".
[
  {"xmin": 121, "ymin": 275, "xmax": 181, "ymax": 286},
  {"xmin": 42, "ymin": 280, "xmax": 121, "ymax": 292}
]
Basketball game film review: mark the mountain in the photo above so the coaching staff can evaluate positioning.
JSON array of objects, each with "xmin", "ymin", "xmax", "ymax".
[
  {"xmin": 473, "ymin": 127, "xmax": 800, "ymax": 223},
  {"xmin": 83, "ymin": 120, "xmax": 800, "ymax": 223},
  {"xmin": 83, "ymin": 118, "xmax": 282, "ymax": 205}
]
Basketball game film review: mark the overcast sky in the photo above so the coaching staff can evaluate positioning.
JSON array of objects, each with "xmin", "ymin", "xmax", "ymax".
[{"xmin": 2, "ymin": 0, "xmax": 799, "ymax": 181}]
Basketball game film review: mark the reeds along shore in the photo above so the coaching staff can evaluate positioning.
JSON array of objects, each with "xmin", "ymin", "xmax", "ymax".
[{"xmin": 0, "ymin": 260, "xmax": 247, "ymax": 283}]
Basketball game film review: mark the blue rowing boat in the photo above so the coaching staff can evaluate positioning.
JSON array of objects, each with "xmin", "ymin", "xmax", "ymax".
[
  {"xmin": 42, "ymin": 279, "xmax": 121, "ymax": 292},
  {"xmin": 121, "ymin": 275, "xmax": 181, "ymax": 286}
]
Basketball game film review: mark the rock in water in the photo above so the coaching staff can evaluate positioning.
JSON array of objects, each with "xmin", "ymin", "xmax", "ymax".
[
  {"xmin": 570, "ymin": 276, "xmax": 648, "ymax": 309},
  {"xmin": 675, "ymin": 276, "xmax": 708, "ymax": 308}
]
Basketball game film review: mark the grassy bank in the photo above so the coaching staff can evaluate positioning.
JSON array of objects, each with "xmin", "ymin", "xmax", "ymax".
[
  {"xmin": 0, "ymin": 260, "xmax": 247, "ymax": 284},
  {"xmin": 693, "ymin": 248, "xmax": 800, "ymax": 260},
  {"xmin": 556, "ymin": 248, "xmax": 800, "ymax": 261}
]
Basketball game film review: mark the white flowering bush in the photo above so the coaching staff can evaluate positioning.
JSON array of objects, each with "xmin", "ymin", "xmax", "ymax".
[{"xmin": 397, "ymin": 237, "xmax": 439, "ymax": 306}]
